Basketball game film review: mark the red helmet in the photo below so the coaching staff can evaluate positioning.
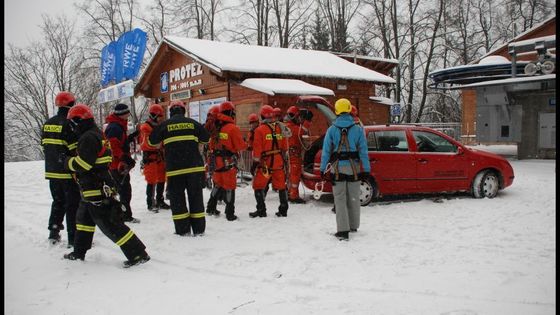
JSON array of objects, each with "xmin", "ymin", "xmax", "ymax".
[
  {"xmin": 351, "ymin": 105, "xmax": 358, "ymax": 116},
  {"xmin": 287, "ymin": 106, "xmax": 299, "ymax": 117},
  {"xmin": 208, "ymin": 105, "xmax": 220, "ymax": 117},
  {"xmin": 219, "ymin": 101, "xmax": 235, "ymax": 113},
  {"xmin": 55, "ymin": 91, "xmax": 76, "ymax": 107},
  {"xmin": 149, "ymin": 104, "xmax": 164, "ymax": 117},
  {"xmin": 169, "ymin": 100, "xmax": 186, "ymax": 110},
  {"xmin": 248, "ymin": 113, "xmax": 259, "ymax": 123},
  {"xmin": 67, "ymin": 103, "xmax": 93, "ymax": 120},
  {"xmin": 260, "ymin": 105, "xmax": 275, "ymax": 119},
  {"xmin": 273, "ymin": 107, "xmax": 282, "ymax": 117}
]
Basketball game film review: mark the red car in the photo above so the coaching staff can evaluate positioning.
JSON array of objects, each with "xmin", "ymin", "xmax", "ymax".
[{"xmin": 297, "ymin": 96, "xmax": 515, "ymax": 206}]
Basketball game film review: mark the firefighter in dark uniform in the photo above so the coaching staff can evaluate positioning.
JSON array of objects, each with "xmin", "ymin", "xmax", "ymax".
[
  {"xmin": 62, "ymin": 103, "xmax": 149, "ymax": 268},
  {"xmin": 41, "ymin": 91, "xmax": 80, "ymax": 246},
  {"xmin": 149, "ymin": 100, "xmax": 210, "ymax": 236}
]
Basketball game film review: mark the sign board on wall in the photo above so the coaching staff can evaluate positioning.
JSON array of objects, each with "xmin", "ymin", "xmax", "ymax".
[
  {"xmin": 188, "ymin": 97, "xmax": 227, "ymax": 123},
  {"xmin": 160, "ymin": 62, "xmax": 204, "ymax": 94}
]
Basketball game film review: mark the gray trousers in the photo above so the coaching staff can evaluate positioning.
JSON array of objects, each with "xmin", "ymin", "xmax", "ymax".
[{"xmin": 332, "ymin": 178, "xmax": 361, "ymax": 233}]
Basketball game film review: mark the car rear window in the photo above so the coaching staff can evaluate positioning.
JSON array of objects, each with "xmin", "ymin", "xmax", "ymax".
[{"xmin": 367, "ymin": 130, "xmax": 409, "ymax": 152}]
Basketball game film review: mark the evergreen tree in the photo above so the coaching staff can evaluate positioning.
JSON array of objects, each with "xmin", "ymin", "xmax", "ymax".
[{"xmin": 310, "ymin": 11, "xmax": 330, "ymax": 51}]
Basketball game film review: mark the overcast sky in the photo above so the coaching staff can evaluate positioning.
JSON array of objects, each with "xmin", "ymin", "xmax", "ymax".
[{"xmin": 4, "ymin": 0, "xmax": 80, "ymax": 49}]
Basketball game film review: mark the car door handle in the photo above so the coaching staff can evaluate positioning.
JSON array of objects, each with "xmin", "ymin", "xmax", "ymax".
[{"xmin": 418, "ymin": 158, "xmax": 428, "ymax": 164}]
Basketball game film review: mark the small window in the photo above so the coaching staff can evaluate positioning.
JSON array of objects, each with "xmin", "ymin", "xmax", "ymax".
[
  {"xmin": 501, "ymin": 125, "xmax": 509, "ymax": 137},
  {"xmin": 371, "ymin": 130, "xmax": 409, "ymax": 152},
  {"xmin": 412, "ymin": 131, "xmax": 457, "ymax": 153}
]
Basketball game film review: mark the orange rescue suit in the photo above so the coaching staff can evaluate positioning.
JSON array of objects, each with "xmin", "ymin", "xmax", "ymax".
[
  {"xmin": 139, "ymin": 121, "xmax": 166, "ymax": 184},
  {"xmin": 252, "ymin": 122, "xmax": 288, "ymax": 190},
  {"xmin": 285, "ymin": 120, "xmax": 308, "ymax": 199},
  {"xmin": 209, "ymin": 115, "xmax": 247, "ymax": 190}
]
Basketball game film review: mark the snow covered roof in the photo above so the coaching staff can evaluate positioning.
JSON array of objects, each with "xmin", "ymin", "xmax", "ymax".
[
  {"xmin": 368, "ymin": 96, "xmax": 394, "ymax": 105},
  {"xmin": 239, "ymin": 78, "xmax": 334, "ymax": 96},
  {"xmin": 474, "ymin": 16, "xmax": 556, "ymax": 63},
  {"xmin": 509, "ymin": 35, "xmax": 556, "ymax": 48},
  {"xmin": 163, "ymin": 36, "xmax": 396, "ymax": 84},
  {"xmin": 333, "ymin": 52, "xmax": 399, "ymax": 64},
  {"xmin": 447, "ymin": 74, "xmax": 556, "ymax": 89}
]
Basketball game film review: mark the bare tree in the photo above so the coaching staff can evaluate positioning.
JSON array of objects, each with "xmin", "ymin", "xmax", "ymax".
[
  {"xmin": 229, "ymin": 0, "xmax": 273, "ymax": 46},
  {"xmin": 4, "ymin": 44, "xmax": 54, "ymax": 160},
  {"xmin": 271, "ymin": 0, "xmax": 314, "ymax": 48},
  {"xmin": 414, "ymin": 0, "xmax": 445, "ymax": 123},
  {"xmin": 317, "ymin": 0, "xmax": 361, "ymax": 53}
]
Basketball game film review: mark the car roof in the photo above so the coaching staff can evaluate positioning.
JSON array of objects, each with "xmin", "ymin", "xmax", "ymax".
[{"xmin": 363, "ymin": 124, "xmax": 434, "ymax": 131}]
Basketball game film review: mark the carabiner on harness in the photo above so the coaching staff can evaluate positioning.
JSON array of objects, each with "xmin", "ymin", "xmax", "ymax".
[{"xmin": 313, "ymin": 181, "xmax": 324, "ymax": 200}]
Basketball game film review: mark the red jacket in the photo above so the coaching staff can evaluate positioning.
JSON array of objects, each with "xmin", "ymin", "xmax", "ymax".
[
  {"xmin": 104, "ymin": 113, "xmax": 130, "ymax": 170},
  {"xmin": 252, "ymin": 122, "xmax": 288, "ymax": 170},
  {"xmin": 285, "ymin": 120, "xmax": 308, "ymax": 157},
  {"xmin": 209, "ymin": 115, "xmax": 247, "ymax": 168}
]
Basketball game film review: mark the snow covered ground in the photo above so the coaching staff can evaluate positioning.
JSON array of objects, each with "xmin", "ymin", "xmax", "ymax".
[{"xmin": 4, "ymin": 158, "xmax": 556, "ymax": 315}]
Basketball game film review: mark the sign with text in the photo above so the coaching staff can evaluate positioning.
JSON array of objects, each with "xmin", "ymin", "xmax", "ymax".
[
  {"xmin": 391, "ymin": 103, "xmax": 401, "ymax": 116},
  {"xmin": 97, "ymin": 80, "xmax": 134, "ymax": 104},
  {"xmin": 100, "ymin": 28, "xmax": 147, "ymax": 87},
  {"xmin": 100, "ymin": 41, "xmax": 117, "ymax": 87},
  {"xmin": 159, "ymin": 62, "xmax": 204, "ymax": 94}
]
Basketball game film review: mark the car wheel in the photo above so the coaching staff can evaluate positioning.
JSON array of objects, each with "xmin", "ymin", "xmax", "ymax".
[
  {"xmin": 360, "ymin": 178, "xmax": 377, "ymax": 206},
  {"xmin": 472, "ymin": 170, "xmax": 499, "ymax": 198}
]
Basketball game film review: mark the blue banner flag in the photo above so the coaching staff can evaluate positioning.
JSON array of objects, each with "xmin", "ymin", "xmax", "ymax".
[
  {"xmin": 114, "ymin": 28, "xmax": 148, "ymax": 83},
  {"xmin": 122, "ymin": 28, "xmax": 147, "ymax": 80},
  {"xmin": 114, "ymin": 35, "xmax": 126, "ymax": 84},
  {"xmin": 100, "ymin": 41, "xmax": 117, "ymax": 87}
]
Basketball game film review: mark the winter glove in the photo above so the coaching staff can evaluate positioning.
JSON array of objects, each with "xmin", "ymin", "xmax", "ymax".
[
  {"xmin": 123, "ymin": 155, "xmax": 136, "ymax": 169},
  {"xmin": 127, "ymin": 130, "xmax": 139, "ymax": 143},
  {"xmin": 358, "ymin": 172, "xmax": 369, "ymax": 181},
  {"xmin": 250, "ymin": 161, "xmax": 259, "ymax": 175}
]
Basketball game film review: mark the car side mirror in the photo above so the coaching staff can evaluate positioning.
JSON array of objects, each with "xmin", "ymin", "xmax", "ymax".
[{"xmin": 456, "ymin": 146, "xmax": 464, "ymax": 155}]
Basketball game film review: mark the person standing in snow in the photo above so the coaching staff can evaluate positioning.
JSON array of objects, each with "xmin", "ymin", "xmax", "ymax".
[
  {"xmin": 320, "ymin": 98, "xmax": 370, "ymax": 241},
  {"xmin": 62, "ymin": 103, "xmax": 149, "ymax": 267},
  {"xmin": 246, "ymin": 113, "xmax": 259, "ymax": 151},
  {"xmin": 138, "ymin": 104, "xmax": 170, "ymax": 212},
  {"xmin": 104, "ymin": 103, "xmax": 139, "ymax": 223},
  {"xmin": 205, "ymin": 101, "xmax": 247, "ymax": 221},
  {"xmin": 41, "ymin": 91, "xmax": 80, "ymax": 246},
  {"xmin": 284, "ymin": 106, "xmax": 311, "ymax": 204},
  {"xmin": 148, "ymin": 100, "xmax": 210, "ymax": 236},
  {"xmin": 249, "ymin": 105, "xmax": 289, "ymax": 218}
]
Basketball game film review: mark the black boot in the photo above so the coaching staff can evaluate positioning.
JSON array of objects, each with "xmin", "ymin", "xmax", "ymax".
[
  {"xmin": 249, "ymin": 189, "xmax": 267, "ymax": 218},
  {"xmin": 206, "ymin": 187, "xmax": 221, "ymax": 216},
  {"xmin": 275, "ymin": 189, "xmax": 289, "ymax": 217},
  {"xmin": 63, "ymin": 251, "xmax": 85, "ymax": 261},
  {"xmin": 334, "ymin": 231, "xmax": 349, "ymax": 241},
  {"xmin": 146, "ymin": 184, "xmax": 158, "ymax": 212},
  {"xmin": 224, "ymin": 190, "xmax": 237, "ymax": 221},
  {"xmin": 123, "ymin": 251, "xmax": 150, "ymax": 268},
  {"xmin": 48, "ymin": 228, "xmax": 61, "ymax": 244},
  {"xmin": 156, "ymin": 182, "xmax": 170, "ymax": 209}
]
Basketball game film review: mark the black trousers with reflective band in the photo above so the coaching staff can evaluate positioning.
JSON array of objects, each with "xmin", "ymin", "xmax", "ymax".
[
  {"xmin": 48, "ymin": 179, "xmax": 80, "ymax": 239},
  {"xmin": 110, "ymin": 170, "xmax": 133, "ymax": 218},
  {"xmin": 167, "ymin": 172, "xmax": 206, "ymax": 235},
  {"xmin": 73, "ymin": 200, "xmax": 146, "ymax": 261}
]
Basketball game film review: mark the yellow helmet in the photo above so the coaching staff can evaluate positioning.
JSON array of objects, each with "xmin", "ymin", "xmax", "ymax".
[{"xmin": 334, "ymin": 98, "xmax": 352, "ymax": 115}]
